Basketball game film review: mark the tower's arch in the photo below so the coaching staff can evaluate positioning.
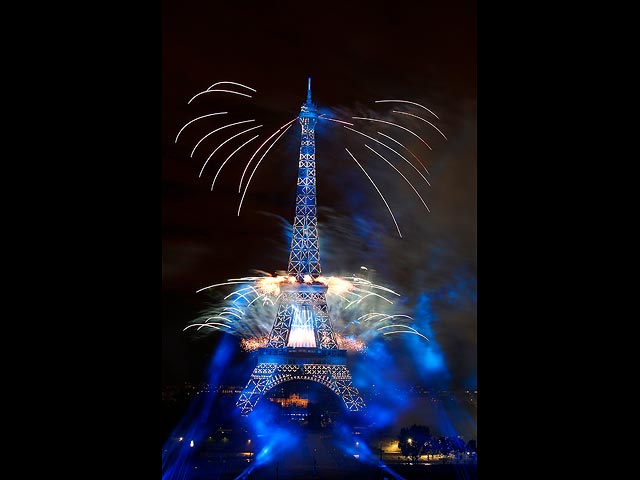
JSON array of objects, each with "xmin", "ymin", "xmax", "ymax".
[
  {"xmin": 237, "ymin": 359, "xmax": 365, "ymax": 414},
  {"xmin": 265, "ymin": 374, "xmax": 342, "ymax": 400}
]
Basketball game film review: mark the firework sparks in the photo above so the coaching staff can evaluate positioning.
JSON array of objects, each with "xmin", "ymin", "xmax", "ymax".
[
  {"xmin": 255, "ymin": 275, "xmax": 290, "ymax": 296},
  {"xmin": 392, "ymin": 110, "xmax": 448, "ymax": 140},
  {"xmin": 364, "ymin": 144, "xmax": 430, "ymax": 213},
  {"xmin": 199, "ymin": 124, "xmax": 263, "ymax": 178},
  {"xmin": 345, "ymin": 148, "xmax": 402, "ymax": 238},
  {"xmin": 206, "ymin": 81, "xmax": 257, "ymax": 93},
  {"xmin": 238, "ymin": 117, "xmax": 297, "ymax": 193},
  {"xmin": 237, "ymin": 123, "xmax": 294, "ymax": 216},
  {"xmin": 376, "ymin": 131, "xmax": 430, "ymax": 176},
  {"xmin": 374, "ymin": 99, "xmax": 440, "ymax": 120},
  {"xmin": 188, "ymin": 88, "xmax": 253, "ymax": 104},
  {"xmin": 177, "ymin": 80, "xmax": 438, "ymax": 351},
  {"xmin": 191, "ymin": 119, "xmax": 256, "ymax": 158},
  {"xmin": 378, "ymin": 324, "xmax": 429, "ymax": 341},
  {"xmin": 343, "ymin": 126, "xmax": 430, "ymax": 186},
  {"xmin": 352, "ymin": 116, "xmax": 432, "ymax": 150},
  {"xmin": 316, "ymin": 276, "xmax": 353, "ymax": 295},
  {"xmin": 318, "ymin": 114, "xmax": 354, "ymax": 126},
  {"xmin": 176, "ymin": 80, "xmax": 445, "ymax": 240},
  {"xmin": 183, "ymin": 321, "xmax": 233, "ymax": 332},
  {"xmin": 240, "ymin": 336, "xmax": 268, "ymax": 352},
  {"xmin": 188, "ymin": 271, "xmax": 428, "ymax": 349},
  {"xmin": 210, "ymin": 134, "xmax": 261, "ymax": 190},
  {"xmin": 175, "ymin": 112, "xmax": 228, "ymax": 143},
  {"xmin": 336, "ymin": 334, "xmax": 367, "ymax": 352}
]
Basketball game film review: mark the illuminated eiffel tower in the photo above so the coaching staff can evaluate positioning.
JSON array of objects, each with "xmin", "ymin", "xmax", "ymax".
[{"xmin": 236, "ymin": 78, "xmax": 365, "ymax": 415}]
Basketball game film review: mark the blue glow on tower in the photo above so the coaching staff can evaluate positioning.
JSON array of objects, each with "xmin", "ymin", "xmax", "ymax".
[
  {"xmin": 288, "ymin": 76, "xmax": 321, "ymax": 281},
  {"xmin": 236, "ymin": 78, "xmax": 365, "ymax": 415}
]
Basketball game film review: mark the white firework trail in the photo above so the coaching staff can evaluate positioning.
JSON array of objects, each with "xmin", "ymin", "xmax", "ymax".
[
  {"xmin": 188, "ymin": 89, "xmax": 253, "ymax": 104},
  {"xmin": 219, "ymin": 310, "xmax": 242, "ymax": 320},
  {"xmin": 224, "ymin": 286, "xmax": 258, "ymax": 300},
  {"xmin": 364, "ymin": 144, "xmax": 430, "ymax": 213},
  {"xmin": 196, "ymin": 281, "xmax": 255, "ymax": 293},
  {"xmin": 191, "ymin": 119, "xmax": 256, "ymax": 158},
  {"xmin": 199, "ymin": 124, "xmax": 263, "ymax": 178},
  {"xmin": 352, "ymin": 116, "xmax": 432, "ymax": 150},
  {"xmin": 211, "ymin": 134, "xmax": 260, "ymax": 190},
  {"xmin": 237, "ymin": 123, "xmax": 294, "ymax": 216},
  {"xmin": 318, "ymin": 114, "xmax": 354, "ymax": 126},
  {"xmin": 343, "ymin": 126, "xmax": 430, "ymax": 186},
  {"xmin": 207, "ymin": 81, "xmax": 256, "ymax": 92},
  {"xmin": 247, "ymin": 294, "xmax": 266, "ymax": 307},
  {"xmin": 182, "ymin": 322, "xmax": 233, "ymax": 332},
  {"xmin": 177, "ymin": 81, "xmax": 444, "ymax": 231},
  {"xmin": 342, "ymin": 276, "xmax": 402, "ymax": 296},
  {"xmin": 378, "ymin": 324, "xmax": 429, "ymax": 341},
  {"xmin": 351, "ymin": 287, "xmax": 394, "ymax": 304},
  {"xmin": 175, "ymin": 112, "xmax": 228, "ymax": 143},
  {"xmin": 345, "ymin": 148, "xmax": 402, "ymax": 238},
  {"xmin": 382, "ymin": 330, "xmax": 430, "ymax": 342},
  {"xmin": 377, "ymin": 131, "xmax": 430, "ymax": 176},
  {"xmin": 238, "ymin": 117, "xmax": 297, "ymax": 193},
  {"xmin": 375, "ymin": 99, "xmax": 440, "ymax": 120},
  {"xmin": 392, "ymin": 110, "xmax": 448, "ymax": 141}
]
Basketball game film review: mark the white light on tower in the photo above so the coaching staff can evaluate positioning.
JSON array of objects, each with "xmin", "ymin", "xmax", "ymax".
[{"xmin": 287, "ymin": 305, "xmax": 316, "ymax": 348}]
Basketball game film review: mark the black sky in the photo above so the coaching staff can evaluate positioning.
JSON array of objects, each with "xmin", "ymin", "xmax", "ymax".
[{"xmin": 162, "ymin": 0, "xmax": 477, "ymax": 385}]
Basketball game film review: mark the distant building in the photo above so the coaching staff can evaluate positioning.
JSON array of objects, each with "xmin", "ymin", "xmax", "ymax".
[{"xmin": 269, "ymin": 393, "xmax": 309, "ymax": 408}]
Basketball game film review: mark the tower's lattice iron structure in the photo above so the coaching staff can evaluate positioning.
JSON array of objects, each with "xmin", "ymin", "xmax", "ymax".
[{"xmin": 236, "ymin": 78, "xmax": 365, "ymax": 415}]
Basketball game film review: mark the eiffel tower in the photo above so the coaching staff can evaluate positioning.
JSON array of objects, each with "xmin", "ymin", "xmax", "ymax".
[{"xmin": 236, "ymin": 78, "xmax": 365, "ymax": 415}]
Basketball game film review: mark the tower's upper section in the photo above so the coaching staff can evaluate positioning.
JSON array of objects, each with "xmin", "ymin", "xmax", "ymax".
[
  {"xmin": 288, "ymin": 77, "xmax": 322, "ymax": 281},
  {"xmin": 299, "ymin": 76, "xmax": 318, "ymax": 124}
]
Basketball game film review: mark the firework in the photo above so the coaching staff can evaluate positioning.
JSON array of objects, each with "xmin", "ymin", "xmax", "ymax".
[
  {"xmin": 186, "ymin": 271, "xmax": 428, "ymax": 350},
  {"xmin": 176, "ymin": 80, "xmax": 441, "ymax": 356},
  {"xmin": 336, "ymin": 334, "xmax": 367, "ymax": 353},
  {"xmin": 240, "ymin": 336, "xmax": 268, "ymax": 352},
  {"xmin": 175, "ymin": 79, "xmax": 446, "ymax": 237},
  {"xmin": 345, "ymin": 148, "xmax": 403, "ymax": 238}
]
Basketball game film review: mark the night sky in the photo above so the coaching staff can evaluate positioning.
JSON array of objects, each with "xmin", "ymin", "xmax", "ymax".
[{"xmin": 162, "ymin": 0, "xmax": 477, "ymax": 387}]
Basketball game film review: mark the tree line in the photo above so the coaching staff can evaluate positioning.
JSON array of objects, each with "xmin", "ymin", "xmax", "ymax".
[{"xmin": 398, "ymin": 424, "xmax": 477, "ymax": 463}]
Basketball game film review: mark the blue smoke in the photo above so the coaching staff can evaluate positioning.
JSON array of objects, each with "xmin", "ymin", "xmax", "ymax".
[
  {"xmin": 231, "ymin": 404, "xmax": 303, "ymax": 479},
  {"xmin": 411, "ymin": 292, "xmax": 449, "ymax": 379},
  {"xmin": 331, "ymin": 421, "xmax": 407, "ymax": 480},
  {"xmin": 162, "ymin": 335, "xmax": 237, "ymax": 480}
]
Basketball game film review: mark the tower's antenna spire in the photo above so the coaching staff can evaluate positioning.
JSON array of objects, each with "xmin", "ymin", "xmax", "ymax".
[{"xmin": 306, "ymin": 76, "xmax": 312, "ymax": 104}]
